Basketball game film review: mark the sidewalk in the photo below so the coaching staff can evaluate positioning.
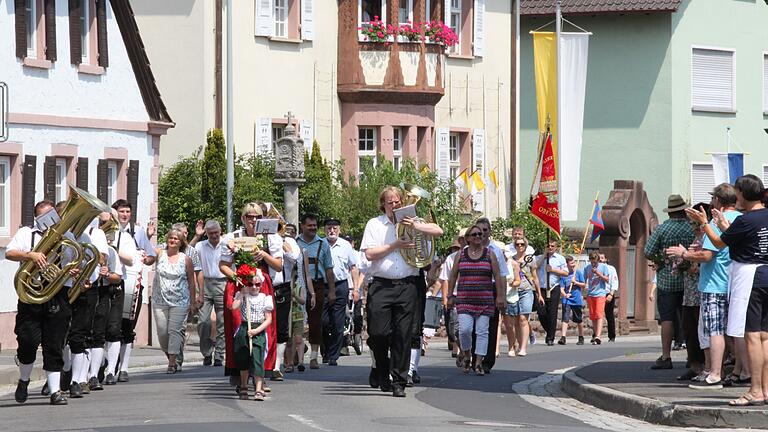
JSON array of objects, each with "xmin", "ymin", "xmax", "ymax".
[
  {"xmin": 0, "ymin": 327, "xmax": 205, "ymax": 387},
  {"xmin": 562, "ymin": 351, "xmax": 768, "ymax": 429}
]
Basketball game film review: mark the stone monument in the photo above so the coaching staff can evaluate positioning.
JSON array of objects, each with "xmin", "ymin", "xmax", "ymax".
[{"xmin": 274, "ymin": 112, "xmax": 305, "ymax": 228}]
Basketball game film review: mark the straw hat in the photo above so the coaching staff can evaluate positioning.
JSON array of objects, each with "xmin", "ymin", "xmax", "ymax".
[{"xmin": 663, "ymin": 194, "xmax": 690, "ymax": 213}]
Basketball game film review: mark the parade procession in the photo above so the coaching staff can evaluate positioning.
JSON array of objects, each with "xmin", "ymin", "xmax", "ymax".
[{"xmin": 2, "ymin": 1, "xmax": 768, "ymax": 431}]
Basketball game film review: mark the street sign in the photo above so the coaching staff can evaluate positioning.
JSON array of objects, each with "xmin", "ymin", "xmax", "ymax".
[{"xmin": 0, "ymin": 82, "xmax": 7, "ymax": 142}]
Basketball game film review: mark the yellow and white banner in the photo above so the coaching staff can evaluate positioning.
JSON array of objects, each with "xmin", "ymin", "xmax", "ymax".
[{"xmin": 533, "ymin": 31, "xmax": 589, "ymax": 221}]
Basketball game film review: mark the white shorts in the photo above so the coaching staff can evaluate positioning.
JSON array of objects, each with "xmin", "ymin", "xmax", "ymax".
[{"xmin": 726, "ymin": 261, "xmax": 762, "ymax": 337}]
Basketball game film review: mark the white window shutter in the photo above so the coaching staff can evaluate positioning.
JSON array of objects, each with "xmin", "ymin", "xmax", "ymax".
[
  {"xmin": 444, "ymin": 0, "xmax": 450, "ymax": 25},
  {"xmin": 473, "ymin": 0, "xmax": 485, "ymax": 57},
  {"xmin": 255, "ymin": 118, "xmax": 272, "ymax": 154},
  {"xmin": 691, "ymin": 163, "xmax": 714, "ymax": 204},
  {"xmin": 691, "ymin": 48, "xmax": 734, "ymax": 111},
  {"xmin": 472, "ymin": 128, "xmax": 485, "ymax": 211},
  {"xmin": 301, "ymin": 0, "xmax": 314, "ymax": 41},
  {"xmin": 300, "ymin": 120, "xmax": 313, "ymax": 153},
  {"xmin": 436, "ymin": 128, "xmax": 450, "ymax": 180},
  {"xmin": 255, "ymin": 0, "xmax": 274, "ymax": 37},
  {"xmin": 763, "ymin": 54, "xmax": 768, "ymax": 113}
]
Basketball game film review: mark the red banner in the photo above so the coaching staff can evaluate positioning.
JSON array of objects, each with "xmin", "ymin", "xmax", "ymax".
[{"xmin": 531, "ymin": 133, "xmax": 560, "ymax": 236}]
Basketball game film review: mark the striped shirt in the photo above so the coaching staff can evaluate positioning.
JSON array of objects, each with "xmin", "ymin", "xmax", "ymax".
[{"xmin": 455, "ymin": 247, "xmax": 496, "ymax": 317}]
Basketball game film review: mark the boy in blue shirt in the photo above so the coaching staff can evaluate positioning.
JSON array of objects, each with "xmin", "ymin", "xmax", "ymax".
[{"xmin": 559, "ymin": 256, "xmax": 586, "ymax": 345}]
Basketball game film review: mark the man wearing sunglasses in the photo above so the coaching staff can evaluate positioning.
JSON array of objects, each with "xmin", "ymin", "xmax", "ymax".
[{"xmin": 535, "ymin": 239, "xmax": 569, "ymax": 346}]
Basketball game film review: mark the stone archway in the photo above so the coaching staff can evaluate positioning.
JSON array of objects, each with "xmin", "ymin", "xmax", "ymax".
[{"xmin": 598, "ymin": 180, "xmax": 659, "ymax": 333}]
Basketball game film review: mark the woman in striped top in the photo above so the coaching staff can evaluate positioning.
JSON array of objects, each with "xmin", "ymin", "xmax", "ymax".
[{"xmin": 448, "ymin": 225, "xmax": 506, "ymax": 375}]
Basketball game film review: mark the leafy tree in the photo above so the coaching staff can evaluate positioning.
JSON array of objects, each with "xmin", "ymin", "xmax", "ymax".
[
  {"xmin": 232, "ymin": 152, "xmax": 282, "ymax": 226},
  {"xmin": 157, "ymin": 150, "xmax": 203, "ymax": 238},
  {"xmin": 200, "ymin": 129, "xmax": 227, "ymax": 225},
  {"xmin": 299, "ymin": 141, "xmax": 343, "ymax": 224}
]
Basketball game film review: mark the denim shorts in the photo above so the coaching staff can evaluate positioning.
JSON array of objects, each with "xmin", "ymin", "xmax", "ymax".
[{"xmin": 506, "ymin": 289, "xmax": 534, "ymax": 316}]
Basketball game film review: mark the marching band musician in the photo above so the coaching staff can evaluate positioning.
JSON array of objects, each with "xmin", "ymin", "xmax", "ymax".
[
  {"xmin": 112, "ymin": 199, "xmax": 157, "ymax": 382},
  {"xmin": 7, "ymin": 200, "xmax": 102, "ymax": 405},
  {"xmin": 360, "ymin": 186, "xmax": 443, "ymax": 397},
  {"xmin": 219, "ymin": 202, "xmax": 284, "ymax": 385}
]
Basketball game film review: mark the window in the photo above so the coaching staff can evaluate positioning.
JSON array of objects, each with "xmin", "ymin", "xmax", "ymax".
[
  {"xmin": 80, "ymin": 0, "xmax": 90, "ymax": 63},
  {"xmin": 393, "ymin": 127, "xmax": 403, "ymax": 171},
  {"xmin": 360, "ymin": 0, "xmax": 384, "ymax": 23},
  {"xmin": 691, "ymin": 163, "xmax": 714, "ymax": 204},
  {"xmin": 25, "ymin": 0, "xmax": 36, "ymax": 57},
  {"xmin": 274, "ymin": 0, "xmax": 287, "ymax": 38},
  {"xmin": 692, "ymin": 48, "xmax": 735, "ymax": 112},
  {"xmin": 449, "ymin": 133, "xmax": 461, "ymax": 179},
  {"xmin": 54, "ymin": 158, "xmax": 68, "ymax": 203},
  {"xmin": 450, "ymin": 0, "xmax": 461, "ymax": 53},
  {"xmin": 107, "ymin": 160, "xmax": 118, "ymax": 206},
  {"xmin": 272, "ymin": 125, "xmax": 285, "ymax": 153},
  {"xmin": 398, "ymin": 0, "xmax": 412, "ymax": 25},
  {"xmin": 0, "ymin": 157, "xmax": 10, "ymax": 236},
  {"xmin": 358, "ymin": 127, "xmax": 377, "ymax": 176}
]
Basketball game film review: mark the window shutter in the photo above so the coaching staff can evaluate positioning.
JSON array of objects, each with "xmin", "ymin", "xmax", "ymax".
[
  {"xmin": 763, "ymin": 165, "xmax": 768, "ymax": 187},
  {"xmin": 763, "ymin": 54, "xmax": 768, "ymax": 113},
  {"xmin": 76, "ymin": 157, "xmax": 88, "ymax": 191},
  {"xmin": 255, "ymin": 118, "xmax": 272, "ymax": 154},
  {"xmin": 15, "ymin": 0, "xmax": 27, "ymax": 59},
  {"xmin": 45, "ymin": 0, "xmax": 57, "ymax": 61},
  {"xmin": 97, "ymin": 159, "xmax": 108, "ymax": 203},
  {"xmin": 300, "ymin": 120, "xmax": 313, "ymax": 153},
  {"xmin": 255, "ymin": 0, "xmax": 274, "ymax": 37},
  {"xmin": 692, "ymin": 48, "xmax": 734, "ymax": 112},
  {"xmin": 69, "ymin": 0, "xmax": 82, "ymax": 64},
  {"xmin": 301, "ymin": 0, "xmax": 313, "ymax": 40},
  {"xmin": 444, "ymin": 0, "xmax": 450, "ymax": 25},
  {"xmin": 21, "ymin": 155, "xmax": 37, "ymax": 227},
  {"xmin": 436, "ymin": 128, "xmax": 450, "ymax": 180},
  {"xmin": 96, "ymin": 0, "xmax": 108, "ymax": 67},
  {"xmin": 127, "ymin": 160, "xmax": 139, "ymax": 223},
  {"xmin": 691, "ymin": 163, "xmax": 714, "ymax": 204},
  {"xmin": 44, "ymin": 156, "xmax": 56, "ymax": 203},
  {"xmin": 472, "ymin": 128, "xmax": 485, "ymax": 211},
  {"xmin": 473, "ymin": 0, "xmax": 485, "ymax": 57}
]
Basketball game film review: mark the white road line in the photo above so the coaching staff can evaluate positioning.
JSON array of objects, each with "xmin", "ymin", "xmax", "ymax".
[{"xmin": 288, "ymin": 414, "xmax": 334, "ymax": 432}]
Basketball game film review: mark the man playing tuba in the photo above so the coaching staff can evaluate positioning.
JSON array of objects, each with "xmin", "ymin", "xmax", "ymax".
[{"xmin": 360, "ymin": 186, "xmax": 443, "ymax": 398}]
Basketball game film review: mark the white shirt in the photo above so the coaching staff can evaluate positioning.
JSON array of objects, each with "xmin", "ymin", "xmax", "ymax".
[
  {"xmin": 328, "ymin": 237, "xmax": 359, "ymax": 282},
  {"xmin": 360, "ymin": 214, "xmax": 419, "ymax": 279},
  {"xmin": 605, "ymin": 264, "xmax": 619, "ymax": 295},
  {"xmin": 281, "ymin": 236, "xmax": 301, "ymax": 283},
  {"xmin": 7, "ymin": 226, "xmax": 43, "ymax": 254},
  {"xmin": 487, "ymin": 241, "xmax": 510, "ymax": 278},
  {"xmin": 109, "ymin": 229, "xmax": 136, "ymax": 278},
  {"xmin": 221, "ymin": 228, "xmax": 285, "ymax": 285},
  {"xmin": 238, "ymin": 292, "xmax": 274, "ymax": 324},
  {"xmin": 123, "ymin": 223, "xmax": 157, "ymax": 257},
  {"xmin": 195, "ymin": 239, "xmax": 226, "ymax": 279},
  {"xmin": 438, "ymin": 250, "xmax": 460, "ymax": 296}
]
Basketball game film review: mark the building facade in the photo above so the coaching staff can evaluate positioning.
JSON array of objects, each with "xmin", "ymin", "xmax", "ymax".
[
  {"xmin": 0, "ymin": 0, "xmax": 173, "ymax": 349},
  {"xmin": 133, "ymin": 0, "xmax": 514, "ymax": 218}
]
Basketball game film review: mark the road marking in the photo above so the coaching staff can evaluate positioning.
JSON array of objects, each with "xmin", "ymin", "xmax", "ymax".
[
  {"xmin": 288, "ymin": 414, "xmax": 333, "ymax": 431},
  {"xmin": 512, "ymin": 368, "xmax": 765, "ymax": 432}
]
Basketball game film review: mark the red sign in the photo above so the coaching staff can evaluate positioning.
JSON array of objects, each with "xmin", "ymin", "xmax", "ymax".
[{"xmin": 531, "ymin": 133, "xmax": 560, "ymax": 236}]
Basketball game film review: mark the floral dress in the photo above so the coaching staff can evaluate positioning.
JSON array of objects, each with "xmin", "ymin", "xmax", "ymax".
[{"xmin": 152, "ymin": 251, "xmax": 189, "ymax": 307}]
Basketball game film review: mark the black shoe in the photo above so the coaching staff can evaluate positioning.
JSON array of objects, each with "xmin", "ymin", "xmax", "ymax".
[
  {"xmin": 41, "ymin": 381, "xmax": 50, "ymax": 396},
  {"xmin": 406, "ymin": 375, "xmax": 414, "ymax": 387},
  {"xmin": 322, "ymin": 357, "xmax": 329, "ymax": 364},
  {"xmin": 392, "ymin": 386, "xmax": 406, "ymax": 397},
  {"xmin": 49, "ymin": 390, "xmax": 68, "ymax": 405},
  {"xmin": 353, "ymin": 335, "xmax": 363, "ymax": 355},
  {"xmin": 546, "ymin": 340, "xmax": 555, "ymax": 346},
  {"xmin": 689, "ymin": 378, "xmax": 723, "ymax": 390},
  {"xmin": 676, "ymin": 369, "xmax": 698, "ymax": 381},
  {"xmin": 329, "ymin": 359, "xmax": 338, "ymax": 366},
  {"xmin": 15, "ymin": 379, "xmax": 29, "ymax": 404},
  {"xmin": 594, "ymin": 337, "xmax": 602, "ymax": 345},
  {"xmin": 89, "ymin": 376, "xmax": 103, "ymax": 390},
  {"xmin": 79, "ymin": 382, "xmax": 90, "ymax": 394},
  {"xmin": 482, "ymin": 366, "xmax": 491, "ymax": 375},
  {"xmin": 117, "ymin": 371, "xmax": 129, "ymax": 383},
  {"xmin": 369, "ymin": 368, "xmax": 380, "ymax": 388},
  {"xmin": 557, "ymin": 336, "xmax": 566, "ymax": 345},
  {"xmin": 609, "ymin": 337, "xmax": 616, "ymax": 342},
  {"xmin": 577, "ymin": 336, "xmax": 585, "ymax": 345},
  {"xmin": 213, "ymin": 359, "xmax": 223, "ymax": 367},
  {"xmin": 69, "ymin": 382, "xmax": 83, "ymax": 398},
  {"xmin": 105, "ymin": 373, "xmax": 117, "ymax": 385},
  {"xmin": 98, "ymin": 361, "xmax": 106, "ymax": 383},
  {"xmin": 651, "ymin": 356, "xmax": 673, "ymax": 370},
  {"xmin": 297, "ymin": 363, "xmax": 306, "ymax": 372},
  {"xmin": 380, "ymin": 380, "xmax": 393, "ymax": 393},
  {"xmin": 672, "ymin": 343, "xmax": 683, "ymax": 351},
  {"xmin": 411, "ymin": 370, "xmax": 421, "ymax": 384},
  {"xmin": 203, "ymin": 356, "xmax": 212, "ymax": 366},
  {"xmin": 61, "ymin": 370, "xmax": 72, "ymax": 392}
]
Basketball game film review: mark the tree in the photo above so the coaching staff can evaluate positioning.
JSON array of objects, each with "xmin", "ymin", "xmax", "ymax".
[
  {"xmin": 200, "ymin": 129, "xmax": 227, "ymax": 225},
  {"xmin": 299, "ymin": 141, "xmax": 343, "ymax": 224},
  {"xmin": 157, "ymin": 150, "xmax": 203, "ymax": 238}
]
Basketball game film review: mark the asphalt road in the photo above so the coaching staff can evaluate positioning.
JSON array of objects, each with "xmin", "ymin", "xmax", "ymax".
[{"xmin": 0, "ymin": 336, "xmax": 660, "ymax": 432}]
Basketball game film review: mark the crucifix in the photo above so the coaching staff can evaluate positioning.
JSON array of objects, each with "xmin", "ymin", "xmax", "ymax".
[{"xmin": 284, "ymin": 111, "xmax": 295, "ymax": 136}]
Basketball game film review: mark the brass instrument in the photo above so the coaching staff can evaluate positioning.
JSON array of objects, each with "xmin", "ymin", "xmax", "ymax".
[
  {"xmin": 397, "ymin": 183, "xmax": 436, "ymax": 268},
  {"xmin": 261, "ymin": 202, "xmax": 286, "ymax": 236},
  {"xmin": 14, "ymin": 185, "xmax": 114, "ymax": 305}
]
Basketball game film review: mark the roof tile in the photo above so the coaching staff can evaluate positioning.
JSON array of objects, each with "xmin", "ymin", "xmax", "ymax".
[{"xmin": 521, "ymin": 0, "xmax": 682, "ymax": 16}]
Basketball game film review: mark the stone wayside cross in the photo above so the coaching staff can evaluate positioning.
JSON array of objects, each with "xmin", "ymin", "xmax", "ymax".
[{"xmin": 274, "ymin": 111, "xmax": 305, "ymax": 227}]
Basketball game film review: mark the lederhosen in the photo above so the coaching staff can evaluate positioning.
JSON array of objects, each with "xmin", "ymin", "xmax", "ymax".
[
  {"xmin": 15, "ymin": 229, "xmax": 73, "ymax": 372},
  {"xmin": 67, "ymin": 228, "xmax": 99, "ymax": 356},
  {"xmin": 121, "ymin": 224, "xmax": 143, "ymax": 344},
  {"xmin": 274, "ymin": 257, "xmax": 293, "ymax": 344},
  {"xmin": 305, "ymin": 241, "xmax": 326, "ymax": 346}
]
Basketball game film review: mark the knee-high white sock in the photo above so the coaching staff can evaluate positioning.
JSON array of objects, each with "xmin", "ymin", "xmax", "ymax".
[
  {"xmin": 105, "ymin": 342, "xmax": 120, "ymax": 375},
  {"xmin": 19, "ymin": 363, "xmax": 34, "ymax": 381},
  {"xmin": 46, "ymin": 371, "xmax": 61, "ymax": 394},
  {"xmin": 370, "ymin": 350, "xmax": 376, "ymax": 368},
  {"xmin": 89, "ymin": 348, "xmax": 104, "ymax": 379},
  {"xmin": 71, "ymin": 353, "xmax": 86, "ymax": 384},
  {"xmin": 119, "ymin": 343, "xmax": 133, "ymax": 372},
  {"xmin": 310, "ymin": 350, "xmax": 318, "ymax": 360},
  {"xmin": 276, "ymin": 343, "xmax": 286, "ymax": 370},
  {"xmin": 62, "ymin": 345, "xmax": 72, "ymax": 372},
  {"xmin": 409, "ymin": 348, "xmax": 420, "ymax": 374}
]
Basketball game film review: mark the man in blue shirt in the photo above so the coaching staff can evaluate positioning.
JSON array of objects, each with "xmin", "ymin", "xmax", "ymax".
[
  {"xmin": 296, "ymin": 214, "xmax": 336, "ymax": 370},
  {"xmin": 535, "ymin": 239, "xmax": 569, "ymax": 346},
  {"xmin": 559, "ymin": 256, "xmax": 586, "ymax": 345},
  {"xmin": 323, "ymin": 218, "xmax": 359, "ymax": 366}
]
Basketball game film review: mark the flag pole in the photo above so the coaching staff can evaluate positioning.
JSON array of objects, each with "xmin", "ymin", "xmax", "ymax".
[
  {"xmin": 555, "ymin": 0, "xmax": 562, "ymax": 224},
  {"xmin": 578, "ymin": 191, "xmax": 599, "ymax": 253}
]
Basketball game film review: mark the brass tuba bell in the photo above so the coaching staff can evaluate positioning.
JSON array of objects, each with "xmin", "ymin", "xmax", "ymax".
[
  {"xmin": 396, "ymin": 183, "xmax": 436, "ymax": 268},
  {"xmin": 14, "ymin": 185, "xmax": 115, "ymax": 305}
]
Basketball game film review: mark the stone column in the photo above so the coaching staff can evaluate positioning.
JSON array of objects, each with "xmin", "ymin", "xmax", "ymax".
[{"xmin": 275, "ymin": 118, "xmax": 305, "ymax": 226}]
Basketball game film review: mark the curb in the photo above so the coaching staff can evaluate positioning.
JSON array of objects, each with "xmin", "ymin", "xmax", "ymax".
[{"xmin": 561, "ymin": 366, "xmax": 768, "ymax": 429}]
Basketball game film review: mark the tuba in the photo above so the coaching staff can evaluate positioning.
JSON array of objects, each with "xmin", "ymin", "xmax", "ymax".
[
  {"xmin": 14, "ymin": 185, "xmax": 115, "ymax": 305},
  {"xmin": 396, "ymin": 183, "xmax": 436, "ymax": 268}
]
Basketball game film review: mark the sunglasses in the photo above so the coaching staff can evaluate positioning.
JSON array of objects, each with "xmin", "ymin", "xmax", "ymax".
[
  {"xmin": 245, "ymin": 215, "xmax": 262, "ymax": 220},
  {"xmin": 514, "ymin": 242, "xmax": 525, "ymax": 246},
  {"xmin": 469, "ymin": 232, "xmax": 483, "ymax": 238}
]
